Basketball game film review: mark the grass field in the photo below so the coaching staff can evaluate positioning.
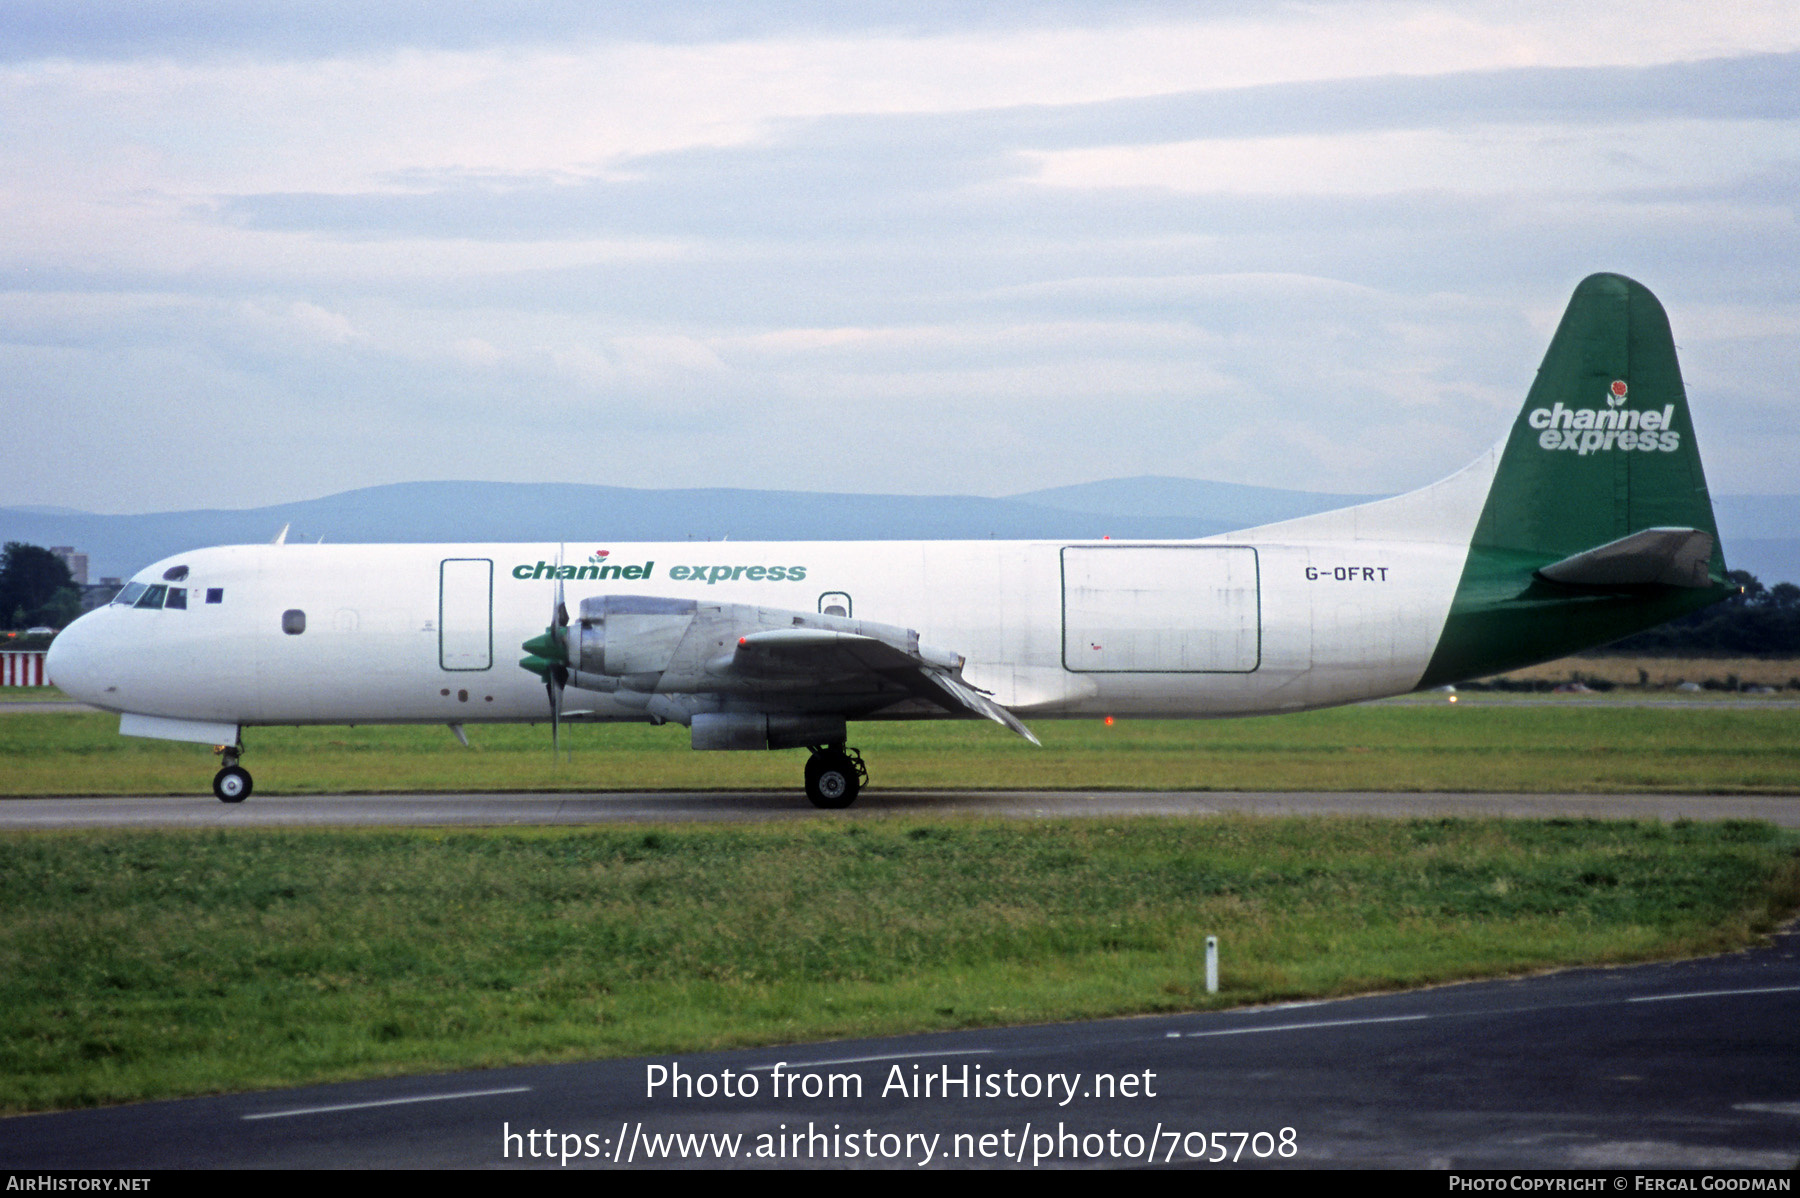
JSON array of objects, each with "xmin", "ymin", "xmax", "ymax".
[
  {"xmin": 3, "ymin": 817, "xmax": 1795, "ymax": 1113},
  {"xmin": 4, "ymin": 699, "xmax": 1799, "ymax": 796},
  {"xmin": 4, "ymin": 692, "xmax": 1797, "ymax": 1115},
  {"xmin": 0, "ymin": 685, "xmax": 77, "ymax": 702}
]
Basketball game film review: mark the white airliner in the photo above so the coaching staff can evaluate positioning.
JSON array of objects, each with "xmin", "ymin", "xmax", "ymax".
[{"xmin": 48, "ymin": 274, "xmax": 1730, "ymax": 807}]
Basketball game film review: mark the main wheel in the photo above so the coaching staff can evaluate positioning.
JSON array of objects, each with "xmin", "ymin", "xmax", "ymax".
[
  {"xmin": 213, "ymin": 765, "xmax": 253, "ymax": 803},
  {"xmin": 804, "ymin": 751, "xmax": 859, "ymax": 809}
]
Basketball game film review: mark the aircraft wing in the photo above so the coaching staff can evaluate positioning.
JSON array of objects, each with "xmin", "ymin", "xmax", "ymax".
[
  {"xmin": 730, "ymin": 628, "xmax": 1041, "ymax": 743},
  {"xmin": 562, "ymin": 596, "xmax": 1039, "ymax": 744}
]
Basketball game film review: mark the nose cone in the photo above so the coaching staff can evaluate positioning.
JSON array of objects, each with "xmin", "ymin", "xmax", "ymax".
[{"xmin": 45, "ymin": 609, "xmax": 106, "ymax": 705}]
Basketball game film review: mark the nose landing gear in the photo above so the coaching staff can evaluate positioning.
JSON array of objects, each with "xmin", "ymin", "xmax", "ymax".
[
  {"xmin": 212, "ymin": 744, "xmax": 252, "ymax": 803},
  {"xmin": 804, "ymin": 745, "xmax": 867, "ymax": 809}
]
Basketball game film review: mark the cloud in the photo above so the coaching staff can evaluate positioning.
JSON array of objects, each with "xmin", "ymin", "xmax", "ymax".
[
  {"xmin": 205, "ymin": 54, "xmax": 1800, "ymax": 248},
  {"xmin": 0, "ymin": 1, "xmax": 1230, "ymax": 62},
  {"xmin": 1, "ymin": 8, "xmax": 1797, "ymax": 512}
]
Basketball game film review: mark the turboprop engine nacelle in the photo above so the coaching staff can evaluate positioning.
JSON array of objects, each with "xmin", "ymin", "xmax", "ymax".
[
  {"xmin": 570, "ymin": 595, "xmax": 697, "ymax": 678},
  {"xmin": 690, "ymin": 712, "xmax": 849, "ymax": 751}
]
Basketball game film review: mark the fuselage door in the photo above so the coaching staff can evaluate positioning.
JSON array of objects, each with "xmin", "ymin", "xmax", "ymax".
[
  {"xmin": 1061, "ymin": 545, "xmax": 1261, "ymax": 673},
  {"xmin": 439, "ymin": 558, "xmax": 493, "ymax": 671}
]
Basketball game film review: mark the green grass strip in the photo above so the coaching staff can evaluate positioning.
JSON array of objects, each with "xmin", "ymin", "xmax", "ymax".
[
  {"xmin": 3, "ymin": 817, "xmax": 1796, "ymax": 1113},
  {"xmin": 6, "ymin": 703, "xmax": 1800, "ymax": 795}
]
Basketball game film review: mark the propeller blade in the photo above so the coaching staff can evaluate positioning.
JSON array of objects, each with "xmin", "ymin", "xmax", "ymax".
[
  {"xmin": 543, "ymin": 672, "xmax": 558, "ymax": 755},
  {"xmin": 521, "ymin": 547, "xmax": 573, "ymax": 763},
  {"xmin": 550, "ymin": 544, "xmax": 566, "ymax": 762},
  {"xmin": 555, "ymin": 546, "xmax": 569, "ymax": 626}
]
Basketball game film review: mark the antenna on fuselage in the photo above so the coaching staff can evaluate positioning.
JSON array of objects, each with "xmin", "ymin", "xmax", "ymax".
[{"xmin": 271, "ymin": 523, "xmax": 290, "ymax": 546}]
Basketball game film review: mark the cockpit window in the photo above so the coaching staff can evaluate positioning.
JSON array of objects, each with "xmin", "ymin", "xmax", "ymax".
[
  {"xmin": 133, "ymin": 585, "xmax": 167, "ymax": 610},
  {"xmin": 114, "ymin": 582, "xmax": 147, "ymax": 607},
  {"xmin": 206, "ymin": 588, "xmax": 223, "ymax": 604},
  {"xmin": 162, "ymin": 565, "xmax": 189, "ymax": 582},
  {"xmin": 164, "ymin": 588, "xmax": 187, "ymax": 610}
]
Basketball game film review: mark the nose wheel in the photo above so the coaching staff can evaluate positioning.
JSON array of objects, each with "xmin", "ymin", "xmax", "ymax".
[
  {"xmin": 804, "ymin": 746, "xmax": 866, "ymax": 809},
  {"xmin": 212, "ymin": 746, "xmax": 252, "ymax": 803}
]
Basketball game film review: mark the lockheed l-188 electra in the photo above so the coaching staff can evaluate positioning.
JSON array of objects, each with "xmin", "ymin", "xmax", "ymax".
[{"xmin": 47, "ymin": 274, "xmax": 1732, "ymax": 807}]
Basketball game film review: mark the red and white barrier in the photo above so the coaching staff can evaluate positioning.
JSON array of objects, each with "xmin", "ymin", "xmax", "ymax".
[{"xmin": 1, "ymin": 651, "xmax": 48, "ymax": 687}]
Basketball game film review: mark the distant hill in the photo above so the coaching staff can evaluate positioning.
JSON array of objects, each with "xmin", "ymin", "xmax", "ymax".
[
  {"xmin": 0, "ymin": 482, "xmax": 1181, "ymax": 581},
  {"xmin": 4, "ymin": 477, "xmax": 1795, "ymax": 586},
  {"xmin": 1712, "ymin": 495, "xmax": 1800, "ymax": 589},
  {"xmin": 1009, "ymin": 476, "xmax": 1378, "ymax": 526}
]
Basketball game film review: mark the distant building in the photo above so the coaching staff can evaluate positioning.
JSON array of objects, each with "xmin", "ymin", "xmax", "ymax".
[
  {"xmin": 81, "ymin": 579, "xmax": 122, "ymax": 613},
  {"xmin": 50, "ymin": 546, "xmax": 88, "ymax": 586}
]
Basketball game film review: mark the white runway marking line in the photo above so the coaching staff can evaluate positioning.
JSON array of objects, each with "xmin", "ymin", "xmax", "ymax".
[
  {"xmin": 1184, "ymin": 1014, "xmax": 1429, "ymax": 1038},
  {"xmin": 242, "ymin": 1085, "xmax": 532, "ymax": 1120},
  {"xmin": 1627, "ymin": 985, "xmax": 1800, "ymax": 1004},
  {"xmin": 746, "ymin": 1048, "xmax": 993, "ymax": 1071}
]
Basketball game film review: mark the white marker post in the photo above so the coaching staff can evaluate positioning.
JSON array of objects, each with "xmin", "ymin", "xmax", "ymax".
[{"xmin": 1205, "ymin": 936, "xmax": 1219, "ymax": 994}]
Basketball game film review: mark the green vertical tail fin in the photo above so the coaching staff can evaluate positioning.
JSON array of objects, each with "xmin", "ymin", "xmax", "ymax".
[{"xmin": 1418, "ymin": 273, "xmax": 1732, "ymax": 687}]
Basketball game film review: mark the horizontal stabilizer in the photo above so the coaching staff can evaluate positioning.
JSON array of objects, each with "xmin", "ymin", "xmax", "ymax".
[{"xmin": 1536, "ymin": 527, "xmax": 1714, "ymax": 588}]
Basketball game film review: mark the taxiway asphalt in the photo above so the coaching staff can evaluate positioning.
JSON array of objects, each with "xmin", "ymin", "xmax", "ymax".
[
  {"xmin": 3, "ymin": 789, "xmax": 1797, "ymax": 828},
  {"xmin": 3, "ymin": 927, "xmax": 1796, "ymax": 1169}
]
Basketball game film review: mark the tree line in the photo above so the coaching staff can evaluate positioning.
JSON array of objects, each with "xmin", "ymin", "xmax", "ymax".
[
  {"xmin": 1602, "ymin": 570, "xmax": 1800, "ymax": 657},
  {"xmin": 1, "ymin": 542, "xmax": 80, "ymax": 630}
]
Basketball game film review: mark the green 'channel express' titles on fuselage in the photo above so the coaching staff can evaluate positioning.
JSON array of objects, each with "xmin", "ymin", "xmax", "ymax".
[{"xmin": 510, "ymin": 561, "xmax": 808, "ymax": 583}]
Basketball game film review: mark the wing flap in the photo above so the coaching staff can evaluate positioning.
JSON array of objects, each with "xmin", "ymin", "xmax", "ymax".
[
  {"xmin": 919, "ymin": 669, "xmax": 1043, "ymax": 746},
  {"xmin": 726, "ymin": 624, "xmax": 1039, "ymax": 744}
]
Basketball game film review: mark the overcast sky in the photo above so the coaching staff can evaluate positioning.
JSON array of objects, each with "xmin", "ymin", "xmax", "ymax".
[{"xmin": 3, "ymin": 1, "xmax": 1796, "ymax": 513}]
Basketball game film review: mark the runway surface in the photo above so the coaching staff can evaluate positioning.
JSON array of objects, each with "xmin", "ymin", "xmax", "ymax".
[
  {"xmin": 4, "ymin": 926, "xmax": 1796, "ymax": 1169},
  {"xmin": 4, "ymin": 789, "xmax": 1798, "ymax": 828}
]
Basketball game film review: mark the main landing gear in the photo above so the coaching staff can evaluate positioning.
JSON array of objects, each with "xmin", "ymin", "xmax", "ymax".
[
  {"xmin": 212, "ymin": 745, "xmax": 252, "ymax": 803},
  {"xmin": 804, "ymin": 745, "xmax": 868, "ymax": 809}
]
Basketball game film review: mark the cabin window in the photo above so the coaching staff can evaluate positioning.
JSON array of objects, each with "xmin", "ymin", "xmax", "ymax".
[
  {"xmin": 282, "ymin": 609, "xmax": 306, "ymax": 635},
  {"xmin": 134, "ymin": 585, "xmax": 167, "ymax": 610},
  {"xmin": 114, "ymin": 582, "xmax": 146, "ymax": 607},
  {"xmin": 206, "ymin": 588, "xmax": 223, "ymax": 604},
  {"xmin": 819, "ymin": 592, "xmax": 852, "ymax": 617},
  {"xmin": 162, "ymin": 565, "xmax": 189, "ymax": 582},
  {"xmin": 164, "ymin": 588, "xmax": 187, "ymax": 610}
]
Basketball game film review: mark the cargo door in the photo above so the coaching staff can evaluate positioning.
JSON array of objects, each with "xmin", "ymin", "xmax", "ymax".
[{"xmin": 1062, "ymin": 545, "xmax": 1260, "ymax": 673}]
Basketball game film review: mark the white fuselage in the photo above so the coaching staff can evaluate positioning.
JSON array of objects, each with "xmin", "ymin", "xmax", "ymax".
[{"xmin": 47, "ymin": 450, "xmax": 1498, "ymax": 734}]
